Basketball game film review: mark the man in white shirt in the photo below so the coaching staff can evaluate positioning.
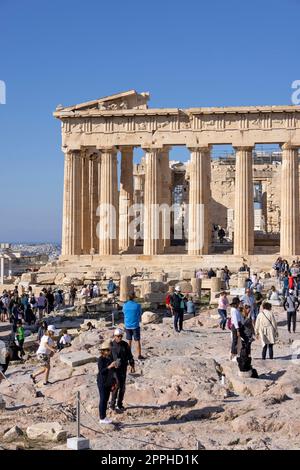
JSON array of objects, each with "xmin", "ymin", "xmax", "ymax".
[{"xmin": 230, "ymin": 297, "xmax": 244, "ymax": 361}]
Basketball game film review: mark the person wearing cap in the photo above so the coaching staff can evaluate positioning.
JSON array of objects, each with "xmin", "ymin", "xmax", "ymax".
[
  {"xmin": 123, "ymin": 293, "xmax": 144, "ymax": 360},
  {"xmin": 30, "ymin": 324, "xmax": 57, "ymax": 385},
  {"xmin": 170, "ymin": 286, "xmax": 186, "ymax": 333},
  {"xmin": 230, "ymin": 297, "xmax": 244, "ymax": 361},
  {"xmin": 283, "ymin": 289, "xmax": 300, "ymax": 333},
  {"xmin": 97, "ymin": 339, "xmax": 118, "ymax": 425},
  {"xmin": 110, "ymin": 328, "xmax": 135, "ymax": 412}
]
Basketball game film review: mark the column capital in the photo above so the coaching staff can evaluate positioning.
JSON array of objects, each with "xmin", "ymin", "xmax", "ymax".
[
  {"xmin": 281, "ymin": 142, "xmax": 299, "ymax": 151},
  {"xmin": 81, "ymin": 147, "xmax": 99, "ymax": 159},
  {"xmin": 97, "ymin": 146, "xmax": 118, "ymax": 155},
  {"xmin": 233, "ymin": 145, "xmax": 254, "ymax": 152},
  {"xmin": 187, "ymin": 145, "xmax": 211, "ymax": 153},
  {"xmin": 118, "ymin": 145, "xmax": 134, "ymax": 153},
  {"xmin": 142, "ymin": 146, "xmax": 163, "ymax": 153}
]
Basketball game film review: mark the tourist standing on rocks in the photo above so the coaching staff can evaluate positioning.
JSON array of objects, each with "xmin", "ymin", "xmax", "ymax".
[
  {"xmin": 30, "ymin": 324, "xmax": 57, "ymax": 385},
  {"xmin": 241, "ymin": 288, "xmax": 256, "ymax": 322},
  {"xmin": 93, "ymin": 282, "xmax": 100, "ymax": 298},
  {"xmin": 230, "ymin": 297, "xmax": 244, "ymax": 361},
  {"xmin": 170, "ymin": 286, "xmax": 186, "ymax": 333},
  {"xmin": 15, "ymin": 320, "xmax": 25, "ymax": 357},
  {"xmin": 69, "ymin": 285, "xmax": 77, "ymax": 306},
  {"xmin": 253, "ymin": 288, "xmax": 263, "ymax": 319},
  {"xmin": 37, "ymin": 321, "xmax": 48, "ymax": 343},
  {"xmin": 123, "ymin": 293, "xmax": 144, "ymax": 360},
  {"xmin": 46, "ymin": 289, "xmax": 55, "ymax": 315},
  {"xmin": 240, "ymin": 305, "xmax": 255, "ymax": 355},
  {"xmin": 186, "ymin": 297, "xmax": 196, "ymax": 317},
  {"xmin": 0, "ymin": 342, "xmax": 11, "ymax": 383},
  {"xmin": 282, "ymin": 272, "xmax": 289, "ymax": 298},
  {"xmin": 207, "ymin": 268, "xmax": 216, "ymax": 279},
  {"xmin": 37, "ymin": 292, "xmax": 47, "ymax": 320},
  {"xmin": 268, "ymin": 285, "xmax": 280, "ymax": 303},
  {"xmin": 283, "ymin": 290, "xmax": 300, "ymax": 333},
  {"xmin": 255, "ymin": 302, "xmax": 278, "ymax": 359},
  {"xmin": 107, "ymin": 278, "xmax": 117, "ymax": 295},
  {"xmin": 239, "ymin": 263, "xmax": 250, "ymax": 274},
  {"xmin": 57, "ymin": 329, "xmax": 72, "ymax": 351},
  {"xmin": 223, "ymin": 265, "xmax": 231, "ymax": 289},
  {"xmin": 97, "ymin": 339, "xmax": 118, "ymax": 425},
  {"xmin": 166, "ymin": 286, "xmax": 175, "ymax": 316},
  {"xmin": 218, "ymin": 292, "xmax": 229, "ymax": 330},
  {"xmin": 110, "ymin": 328, "xmax": 135, "ymax": 412}
]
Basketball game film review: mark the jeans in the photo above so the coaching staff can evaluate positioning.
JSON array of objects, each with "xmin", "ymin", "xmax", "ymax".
[
  {"xmin": 111, "ymin": 371, "xmax": 126, "ymax": 408},
  {"xmin": 231, "ymin": 326, "xmax": 239, "ymax": 355},
  {"xmin": 174, "ymin": 309, "xmax": 184, "ymax": 332},
  {"xmin": 287, "ymin": 311, "xmax": 297, "ymax": 332},
  {"xmin": 262, "ymin": 344, "xmax": 274, "ymax": 359},
  {"xmin": 218, "ymin": 309, "xmax": 227, "ymax": 329},
  {"xmin": 97, "ymin": 382, "xmax": 111, "ymax": 420}
]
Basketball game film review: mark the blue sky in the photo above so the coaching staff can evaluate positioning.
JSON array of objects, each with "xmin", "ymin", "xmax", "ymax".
[{"xmin": 0, "ymin": 0, "xmax": 299, "ymax": 242}]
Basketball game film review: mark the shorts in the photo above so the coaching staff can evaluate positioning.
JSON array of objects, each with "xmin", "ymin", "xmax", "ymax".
[
  {"xmin": 125, "ymin": 327, "xmax": 141, "ymax": 341},
  {"xmin": 37, "ymin": 353, "xmax": 50, "ymax": 365}
]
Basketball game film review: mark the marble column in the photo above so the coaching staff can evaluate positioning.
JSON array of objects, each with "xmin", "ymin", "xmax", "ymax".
[
  {"xmin": 0, "ymin": 257, "xmax": 4, "ymax": 284},
  {"xmin": 143, "ymin": 148, "xmax": 162, "ymax": 255},
  {"xmin": 98, "ymin": 147, "xmax": 119, "ymax": 255},
  {"xmin": 188, "ymin": 147, "xmax": 211, "ymax": 255},
  {"xmin": 119, "ymin": 147, "xmax": 134, "ymax": 252},
  {"xmin": 233, "ymin": 146, "xmax": 254, "ymax": 256},
  {"xmin": 159, "ymin": 146, "xmax": 172, "ymax": 252},
  {"xmin": 61, "ymin": 150, "xmax": 82, "ymax": 256},
  {"xmin": 81, "ymin": 150, "xmax": 90, "ymax": 254},
  {"xmin": 280, "ymin": 143, "xmax": 300, "ymax": 256},
  {"xmin": 89, "ymin": 151, "xmax": 101, "ymax": 254}
]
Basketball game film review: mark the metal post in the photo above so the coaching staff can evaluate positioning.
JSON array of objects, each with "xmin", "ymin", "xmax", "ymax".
[
  {"xmin": 76, "ymin": 391, "xmax": 80, "ymax": 438},
  {"xmin": 112, "ymin": 311, "xmax": 115, "ymax": 327}
]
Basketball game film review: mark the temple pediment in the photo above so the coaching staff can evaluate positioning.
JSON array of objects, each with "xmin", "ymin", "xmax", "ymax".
[{"xmin": 55, "ymin": 90, "xmax": 149, "ymax": 115}]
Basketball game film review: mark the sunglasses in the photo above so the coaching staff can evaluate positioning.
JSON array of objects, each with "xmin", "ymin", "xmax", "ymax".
[{"xmin": 116, "ymin": 335, "xmax": 123, "ymax": 338}]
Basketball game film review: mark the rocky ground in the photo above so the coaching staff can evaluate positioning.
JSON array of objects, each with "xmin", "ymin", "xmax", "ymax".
[{"xmin": 1, "ymin": 303, "xmax": 300, "ymax": 450}]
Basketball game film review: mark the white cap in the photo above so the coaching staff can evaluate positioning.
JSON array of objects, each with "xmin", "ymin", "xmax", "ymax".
[
  {"xmin": 47, "ymin": 325, "xmax": 56, "ymax": 333},
  {"xmin": 175, "ymin": 285, "xmax": 181, "ymax": 292},
  {"xmin": 114, "ymin": 328, "xmax": 123, "ymax": 336}
]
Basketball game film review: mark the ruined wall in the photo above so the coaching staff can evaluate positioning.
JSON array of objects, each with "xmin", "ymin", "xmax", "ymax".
[{"xmin": 133, "ymin": 159, "xmax": 284, "ymax": 238}]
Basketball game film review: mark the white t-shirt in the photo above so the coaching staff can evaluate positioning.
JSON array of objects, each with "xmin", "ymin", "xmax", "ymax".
[
  {"xmin": 59, "ymin": 334, "xmax": 71, "ymax": 345},
  {"xmin": 37, "ymin": 335, "xmax": 54, "ymax": 356}
]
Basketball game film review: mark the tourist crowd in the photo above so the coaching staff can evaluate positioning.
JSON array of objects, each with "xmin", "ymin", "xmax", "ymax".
[{"xmin": 1, "ymin": 256, "xmax": 300, "ymax": 426}]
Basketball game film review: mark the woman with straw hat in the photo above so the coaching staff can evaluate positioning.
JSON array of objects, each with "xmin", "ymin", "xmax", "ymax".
[{"xmin": 97, "ymin": 339, "xmax": 118, "ymax": 424}]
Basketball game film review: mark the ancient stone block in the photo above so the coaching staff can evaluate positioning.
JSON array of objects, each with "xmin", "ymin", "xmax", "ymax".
[{"xmin": 59, "ymin": 351, "xmax": 97, "ymax": 367}]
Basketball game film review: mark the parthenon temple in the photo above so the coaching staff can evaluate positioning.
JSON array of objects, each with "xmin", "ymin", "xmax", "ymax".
[{"xmin": 53, "ymin": 90, "xmax": 300, "ymax": 272}]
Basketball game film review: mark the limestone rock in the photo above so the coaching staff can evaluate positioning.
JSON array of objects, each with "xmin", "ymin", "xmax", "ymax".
[
  {"xmin": 0, "ymin": 395, "xmax": 6, "ymax": 410},
  {"xmin": 21, "ymin": 273, "xmax": 37, "ymax": 283},
  {"xmin": 141, "ymin": 311, "xmax": 161, "ymax": 325},
  {"xmin": 54, "ymin": 273, "xmax": 66, "ymax": 285},
  {"xmin": 62, "ymin": 277, "xmax": 83, "ymax": 286},
  {"xmin": 3, "ymin": 425, "xmax": 24, "ymax": 442},
  {"xmin": 59, "ymin": 351, "xmax": 97, "ymax": 367},
  {"xmin": 26, "ymin": 422, "xmax": 67, "ymax": 442},
  {"xmin": 36, "ymin": 273, "xmax": 57, "ymax": 285}
]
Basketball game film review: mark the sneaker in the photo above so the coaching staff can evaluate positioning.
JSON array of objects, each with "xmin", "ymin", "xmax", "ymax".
[
  {"xmin": 99, "ymin": 417, "xmax": 113, "ymax": 425},
  {"xmin": 116, "ymin": 405, "xmax": 125, "ymax": 412}
]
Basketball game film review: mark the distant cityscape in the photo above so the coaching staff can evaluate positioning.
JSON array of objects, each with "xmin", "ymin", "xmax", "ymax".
[{"xmin": 10, "ymin": 243, "xmax": 61, "ymax": 261}]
